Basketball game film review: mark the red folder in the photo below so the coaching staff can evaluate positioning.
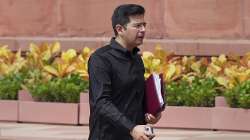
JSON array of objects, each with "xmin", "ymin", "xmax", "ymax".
[{"xmin": 145, "ymin": 73, "xmax": 166, "ymax": 116}]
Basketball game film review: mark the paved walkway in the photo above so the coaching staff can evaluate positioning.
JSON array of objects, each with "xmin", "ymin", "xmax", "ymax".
[{"xmin": 1, "ymin": 122, "xmax": 250, "ymax": 140}]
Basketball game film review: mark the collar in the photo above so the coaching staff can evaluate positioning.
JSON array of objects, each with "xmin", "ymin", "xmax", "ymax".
[{"xmin": 110, "ymin": 37, "xmax": 140, "ymax": 56}]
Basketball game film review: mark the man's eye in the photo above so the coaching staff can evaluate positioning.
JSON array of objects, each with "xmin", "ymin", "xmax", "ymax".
[
  {"xmin": 136, "ymin": 24, "xmax": 142, "ymax": 28},
  {"xmin": 134, "ymin": 23, "xmax": 146, "ymax": 28}
]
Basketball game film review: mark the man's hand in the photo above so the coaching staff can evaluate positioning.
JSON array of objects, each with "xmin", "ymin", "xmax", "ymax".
[
  {"xmin": 145, "ymin": 113, "xmax": 161, "ymax": 124},
  {"xmin": 130, "ymin": 125, "xmax": 152, "ymax": 140}
]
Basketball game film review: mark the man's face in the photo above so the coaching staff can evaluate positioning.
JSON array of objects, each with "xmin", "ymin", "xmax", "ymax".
[{"xmin": 120, "ymin": 14, "xmax": 146, "ymax": 48}]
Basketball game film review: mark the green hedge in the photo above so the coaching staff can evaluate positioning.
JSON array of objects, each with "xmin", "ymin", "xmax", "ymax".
[{"xmin": 166, "ymin": 77, "xmax": 220, "ymax": 107}]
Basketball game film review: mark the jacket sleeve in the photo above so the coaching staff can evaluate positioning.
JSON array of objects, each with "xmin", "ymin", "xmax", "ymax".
[{"xmin": 88, "ymin": 54, "xmax": 136, "ymax": 133}]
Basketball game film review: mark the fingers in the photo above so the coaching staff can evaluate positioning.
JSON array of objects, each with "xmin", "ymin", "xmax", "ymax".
[
  {"xmin": 137, "ymin": 134, "xmax": 149, "ymax": 140},
  {"xmin": 145, "ymin": 113, "xmax": 161, "ymax": 124},
  {"xmin": 141, "ymin": 135, "xmax": 150, "ymax": 140},
  {"xmin": 146, "ymin": 134, "xmax": 155, "ymax": 140},
  {"xmin": 145, "ymin": 113, "xmax": 156, "ymax": 123},
  {"xmin": 145, "ymin": 113, "xmax": 152, "ymax": 123},
  {"xmin": 148, "ymin": 114, "xmax": 156, "ymax": 119}
]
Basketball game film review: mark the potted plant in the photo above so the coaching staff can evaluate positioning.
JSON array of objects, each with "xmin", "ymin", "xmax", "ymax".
[
  {"xmin": 19, "ymin": 72, "xmax": 88, "ymax": 124},
  {"xmin": 224, "ymin": 80, "xmax": 250, "ymax": 109},
  {"xmin": 0, "ymin": 73, "xmax": 25, "ymax": 100},
  {"xmin": 141, "ymin": 47, "xmax": 250, "ymax": 131},
  {"xmin": 212, "ymin": 80, "xmax": 250, "ymax": 131},
  {"xmin": 18, "ymin": 43, "xmax": 90, "ymax": 125},
  {"xmin": 0, "ymin": 45, "xmax": 26, "ymax": 121},
  {"xmin": 142, "ymin": 48, "xmax": 218, "ymax": 129},
  {"xmin": 155, "ymin": 76, "xmax": 220, "ymax": 129},
  {"xmin": 0, "ymin": 73, "xmax": 25, "ymax": 121}
]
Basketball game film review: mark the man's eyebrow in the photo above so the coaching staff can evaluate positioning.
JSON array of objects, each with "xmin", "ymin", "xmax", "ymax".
[{"xmin": 133, "ymin": 22, "xmax": 147, "ymax": 25}]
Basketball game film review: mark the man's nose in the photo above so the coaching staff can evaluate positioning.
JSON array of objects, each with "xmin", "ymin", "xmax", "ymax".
[{"xmin": 139, "ymin": 25, "xmax": 146, "ymax": 32}]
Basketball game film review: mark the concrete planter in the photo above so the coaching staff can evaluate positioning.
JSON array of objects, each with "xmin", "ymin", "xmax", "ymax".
[
  {"xmin": 0, "ymin": 100, "xmax": 18, "ymax": 122},
  {"xmin": 212, "ymin": 96, "xmax": 250, "ymax": 131},
  {"xmin": 155, "ymin": 106, "xmax": 213, "ymax": 129},
  {"xmin": 79, "ymin": 92, "xmax": 90, "ymax": 125},
  {"xmin": 215, "ymin": 96, "xmax": 228, "ymax": 107},
  {"xmin": 18, "ymin": 91, "xmax": 79, "ymax": 125},
  {"xmin": 154, "ymin": 97, "xmax": 250, "ymax": 132},
  {"xmin": 212, "ymin": 107, "xmax": 250, "ymax": 131},
  {"xmin": 16, "ymin": 91, "xmax": 250, "ymax": 131}
]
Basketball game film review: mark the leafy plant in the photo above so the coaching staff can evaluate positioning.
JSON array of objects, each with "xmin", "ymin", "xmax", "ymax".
[
  {"xmin": 224, "ymin": 80, "xmax": 250, "ymax": 108},
  {"xmin": 166, "ymin": 76, "xmax": 220, "ymax": 107},
  {"xmin": 165, "ymin": 80, "xmax": 189, "ymax": 106},
  {"xmin": 0, "ymin": 46, "xmax": 26, "ymax": 76},
  {"xmin": 43, "ymin": 49, "xmax": 77, "ymax": 78},
  {"xmin": 0, "ymin": 72, "xmax": 26, "ymax": 100},
  {"xmin": 142, "ymin": 45, "xmax": 173, "ymax": 79},
  {"xmin": 26, "ymin": 74, "xmax": 88, "ymax": 103},
  {"xmin": 25, "ymin": 42, "xmax": 60, "ymax": 70}
]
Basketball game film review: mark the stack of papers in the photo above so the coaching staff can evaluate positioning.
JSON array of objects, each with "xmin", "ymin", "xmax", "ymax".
[{"xmin": 152, "ymin": 73, "xmax": 165, "ymax": 107}]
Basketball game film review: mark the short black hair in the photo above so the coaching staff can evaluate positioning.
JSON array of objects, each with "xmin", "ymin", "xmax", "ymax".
[{"xmin": 111, "ymin": 4, "xmax": 145, "ymax": 36}]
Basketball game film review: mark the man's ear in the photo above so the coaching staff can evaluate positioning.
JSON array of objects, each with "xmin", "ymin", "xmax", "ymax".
[{"xmin": 115, "ymin": 24, "xmax": 124, "ymax": 35}]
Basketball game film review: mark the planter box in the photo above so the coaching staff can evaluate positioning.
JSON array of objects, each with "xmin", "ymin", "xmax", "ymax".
[
  {"xmin": 215, "ymin": 96, "xmax": 228, "ymax": 107},
  {"xmin": 16, "ymin": 91, "xmax": 250, "ymax": 131},
  {"xmin": 154, "ymin": 97, "xmax": 250, "ymax": 132},
  {"xmin": 79, "ymin": 93, "xmax": 90, "ymax": 125},
  {"xmin": 0, "ymin": 100, "xmax": 18, "ymax": 122},
  {"xmin": 19, "ymin": 101, "xmax": 79, "ymax": 124},
  {"xmin": 18, "ymin": 91, "xmax": 79, "ymax": 125},
  {"xmin": 154, "ymin": 106, "xmax": 213, "ymax": 129},
  {"xmin": 212, "ymin": 107, "xmax": 250, "ymax": 131},
  {"xmin": 212, "ymin": 96, "xmax": 250, "ymax": 131}
]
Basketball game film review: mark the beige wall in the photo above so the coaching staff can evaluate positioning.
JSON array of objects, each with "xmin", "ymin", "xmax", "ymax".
[{"xmin": 0, "ymin": 0, "xmax": 250, "ymax": 55}]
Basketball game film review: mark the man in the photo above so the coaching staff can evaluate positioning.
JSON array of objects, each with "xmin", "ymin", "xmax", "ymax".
[{"xmin": 88, "ymin": 4, "xmax": 161, "ymax": 140}]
